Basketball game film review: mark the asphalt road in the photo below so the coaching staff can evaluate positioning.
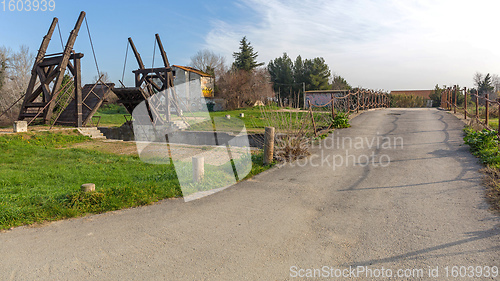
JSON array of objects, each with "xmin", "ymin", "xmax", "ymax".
[{"xmin": 1, "ymin": 108, "xmax": 499, "ymax": 280}]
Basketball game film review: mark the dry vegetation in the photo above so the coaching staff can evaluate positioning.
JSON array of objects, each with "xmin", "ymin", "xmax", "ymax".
[{"xmin": 479, "ymin": 167, "xmax": 500, "ymax": 213}]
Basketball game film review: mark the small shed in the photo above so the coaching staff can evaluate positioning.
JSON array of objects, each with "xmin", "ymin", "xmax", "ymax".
[
  {"xmin": 304, "ymin": 90, "xmax": 349, "ymax": 108},
  {"xmin": 172, "ymin": 65, "xmax": 215, "ymax": 111}
]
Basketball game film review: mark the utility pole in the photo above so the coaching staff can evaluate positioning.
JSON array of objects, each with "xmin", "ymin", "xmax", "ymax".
[{"xmin": 302, "ymin": 82, "xmax": 306, "ymax": 109}]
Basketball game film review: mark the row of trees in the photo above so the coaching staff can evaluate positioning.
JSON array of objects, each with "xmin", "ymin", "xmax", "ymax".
[
  {"xmin": 267, "ymin": 53, "xmax": 351, "ymax": 106},
  {"xmin": 190, "ymin": 37, "xmax": 350, "ymax": 109}
]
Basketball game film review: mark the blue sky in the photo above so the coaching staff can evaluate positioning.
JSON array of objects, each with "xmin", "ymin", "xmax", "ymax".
[{"xmin": 2, "ymin": 0, "xmax": 500, "ymax": 90}]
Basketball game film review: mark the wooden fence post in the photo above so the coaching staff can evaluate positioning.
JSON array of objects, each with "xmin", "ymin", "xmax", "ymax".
[
  {"xmin": 486, "ymin": 93, "xmax": 489, "ymax": 126},
  {"xmin": 464, "ymin": 87, "xmax": 467, "ymax": 120},
  {"xmin": 263, "ymin": 127, "xmax": 275, "ymax": 165},
  {"xmin": 475, "ymin": 94, "xmax": 479, "ymax": 120},
  {"xmin": 308, "ymin": 101, "xmax": 317, "ymax": 137},
  {"xmin": 497, "ymin": 100, "xmax": 500, "ymax": 135},
  {"xmin": 331, "ymin": 98, "xmax": 336, "ymax": 119},
  {"xmin": 448, "ymin": 87, "xmax": 453, "ymax": 111},
  {"xmin": 347, "ymin": 92, "xmax": 351, "ymax": 113},
  {"xmin": 439, "ymin": 89, "xmax": 444, "ymax": 109},
  {"xmin": 357, "ymin": 91, "xmax": 360, "ymax": 113},
  {"xmin": 454, "ymin": 86, "xmax": 457, "ymax": 114}
]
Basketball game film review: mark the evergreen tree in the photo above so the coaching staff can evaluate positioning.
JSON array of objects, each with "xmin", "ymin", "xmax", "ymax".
[
  {"xmin": 478, "ymin": 73, "xmax": 494, "ymax": 95},
  {"xmin": 429, "ymin": 84, "xmax": 444, "ymax": 107},
  {"xmin": 232, "ymin": 37, "xmax": 264, "ymax": 71},
  {"xmin": 331, "ymin": 75, "xmax": 351, "ymax": 90},
  {"xmin": 293, "ymin": 55, "xmax": 311, "ymax": 91},
  {"xmin": 267, "ymin": 53, "xmax": 294, "ymax": 93},
  {"xmin": 308, "ymin": 57, "xmax": 331, "ymax": 90}
]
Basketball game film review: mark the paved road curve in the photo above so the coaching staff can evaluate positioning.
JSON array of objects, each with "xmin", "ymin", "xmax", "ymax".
[{"xmin": 1, "ymin": 108, "xmax": 499, "ymax": 280}]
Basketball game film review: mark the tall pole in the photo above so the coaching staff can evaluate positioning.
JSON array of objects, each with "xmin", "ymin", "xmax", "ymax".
[{"xmin": 303, "ymin": 82, "xmax": 306, "ymax": 109}]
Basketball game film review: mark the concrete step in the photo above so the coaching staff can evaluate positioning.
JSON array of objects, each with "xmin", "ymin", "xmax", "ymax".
[
  {"xmin": 77, "ymin": 127, "xmax": 107, "ymax": 139},
  {"xmin": 171, "ymin": 121, "xmax": 190, "ymax": 131}
]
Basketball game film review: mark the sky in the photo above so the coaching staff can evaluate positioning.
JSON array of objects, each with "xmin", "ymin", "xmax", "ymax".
[{"xmin": 1, "ymin": 0, "xmax": 500, "ymax": 91}]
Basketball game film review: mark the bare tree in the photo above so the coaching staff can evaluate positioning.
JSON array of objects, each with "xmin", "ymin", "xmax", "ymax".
[
  {"xmin": 491, "ymin": 74, "xmax": 500, "ymax": 93},
  {"xmin": 93, "ymin": 71, "xmax": 111, "ymax": 84},
  {"xmin": 0, "ymin": 45, "xmax": 34, "ymax": 123},
  {"xmin": 0, "ymin": 46, "xmax": 11, "ymax": 93},
  {"xmin": 473, "ymin": 72, "xmax": 483, "ymax": 89},
  {"xmin": 216, "ymin": 67, "xmax": 274, "ymax": 109},
  {"xmin": 190, "ymin": 49, "xmax": 226, "ymax": 78}
]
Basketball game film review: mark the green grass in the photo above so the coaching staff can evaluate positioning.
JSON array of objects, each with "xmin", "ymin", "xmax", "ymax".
[
  {"xmin": 463, "ymin": 127, "xmax": 500, "ymax": 211},
  {"xmin": 0, "ymin": 131, "xmax": 273, "ymax": 229},
  {"xmin": 187, "ymin": 106, "xmax": 330, "ymax": 132},
  {"xmin": 92, "ymin": 104, "xmax": 129, "ymax": 127},
  {"xmin": 488, "ymin": 118, "xmax": 499, "ymax": 129},
  {"xmin": 463, "ymin": 127, "xmax": 500, "ymax": 168},
  {"xmin": 186, "ymin": 107, "xmax": 270, "ymax": 132},
  {"xmin": 90, "ymin": 105, "xmax": 328, "ymax": 132}
]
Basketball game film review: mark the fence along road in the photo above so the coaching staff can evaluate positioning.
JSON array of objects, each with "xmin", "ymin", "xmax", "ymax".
[{"xmin": 0, "ymin": 108, "xmax": 499, "ymax": 279}]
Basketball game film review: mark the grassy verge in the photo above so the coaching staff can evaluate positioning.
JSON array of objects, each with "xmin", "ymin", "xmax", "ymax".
[
  {"xmin": 0, "ymin": 131, "xmax": 274, "ymax": 230},
  {"xmin": 463, "ymin": 127, "xmax": 500, "ymax": 211}
]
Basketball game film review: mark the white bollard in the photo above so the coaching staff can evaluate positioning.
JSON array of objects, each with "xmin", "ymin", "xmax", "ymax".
[
  {"xmin": 239, "ymin": 113, "xmax": 245, "ymax": 118},
  {"xmin": 225, "ymin": 115, "xmax": 231, "ymax": 119}
]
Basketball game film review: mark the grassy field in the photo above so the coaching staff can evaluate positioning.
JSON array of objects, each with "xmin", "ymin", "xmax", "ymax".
[{"xmin": 0, "ymin": 131, "xmax": 273, "ymax": 230}]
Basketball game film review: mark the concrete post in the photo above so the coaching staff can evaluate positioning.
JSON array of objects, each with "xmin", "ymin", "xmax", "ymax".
[
  {"xmin": 193, "ymin": 156, "xmax": 204, "ymax": 183},
  {"xmin": 13, "ymin": 121, "xmax": 27, "ymax": 133},
  {"xmin": 263, "ymin": 127, "xmax": 275, "ymax": 165},
  {"xmin": 81, "ymin": 183, "xmax": 95, "ymax": 192}
]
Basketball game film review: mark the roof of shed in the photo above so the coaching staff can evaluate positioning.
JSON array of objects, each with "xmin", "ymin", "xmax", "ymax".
[{"xmin": 172, "ymin": 65, "xmax": 213, "ymax": 77}]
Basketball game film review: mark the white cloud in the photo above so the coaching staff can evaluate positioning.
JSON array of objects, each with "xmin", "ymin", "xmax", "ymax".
[{"xmin": 204, "ymin": 0, "xmax": 500, "ymax": 90}]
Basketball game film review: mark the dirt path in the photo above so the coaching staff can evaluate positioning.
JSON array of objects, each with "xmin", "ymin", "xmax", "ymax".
[{"xmin": 0, "ymin": 108, "xmax": 498, "ymax": 280}]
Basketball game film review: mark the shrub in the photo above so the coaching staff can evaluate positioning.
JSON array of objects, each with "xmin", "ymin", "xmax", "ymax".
[
  {"xmin": 390, "ymin": 94, "xmax": 426, "ymax": 108},
  {"xmin": 332, "ymin": 112, "xmax": 350, "ymax": 128}
]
